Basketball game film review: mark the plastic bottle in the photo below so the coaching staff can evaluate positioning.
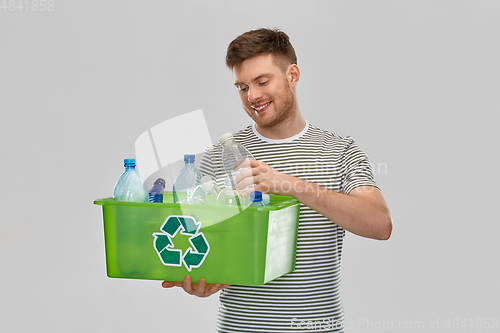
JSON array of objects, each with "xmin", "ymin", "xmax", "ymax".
[
  {"xmin": 148, "ymin": 178, "xmax": 166, "ymax": 203},
  {"xmin": 173, "ymin": 154, "xmax": 202, "ymax": 204},
  {"xmin": 249, "ymin": 191, "xmax": 265, "ymax": 207},
  {"xmin": 190, "ymin": 175, "xmax": 221, "ymax": 205},
  {"xmin": 113, "ymin": 158, "xmax": 147, "ymax": 202},
  {"xmin": 217, "ymin": 177, "xmax": 244, "ymax": 206},
  {"xmin": 218, "ymin": 133, "xmax": 255, "ymax": 191}
]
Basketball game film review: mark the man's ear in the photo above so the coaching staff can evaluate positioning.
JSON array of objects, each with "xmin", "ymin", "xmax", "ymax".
[{"xmin": 287, "ymin": 64, "xmax": 300, "ymax": 89}]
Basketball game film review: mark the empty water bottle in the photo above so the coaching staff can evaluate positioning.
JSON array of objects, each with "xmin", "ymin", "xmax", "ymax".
[
  {"xmin": 173, "ymin": 154, "xmax": 202, "ymax": 204},
  {"xmin": 249, "ymin": 191, "xmax": 265, "ymax": 207},
  {"xmin": 113, "ymin": 158, "xmax": 147, "ymax": 202},
  {"xmin": 190, "ymin": 175, "xmax": 221, "ymax": 205},
  {"xmin": 148, "ymin": 178, "xmax": 166, "ymax": 203},
  {"xmin": 217, "ymin": 177, "xmax": 244, "ymax": 206},
  {"xmin": 218, "ymin": 133, "xmax": 255, "ymax": 192}
]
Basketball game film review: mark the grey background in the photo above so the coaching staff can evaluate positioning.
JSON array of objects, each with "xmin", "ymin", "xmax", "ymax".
[{"xmin": 1, "ymin": 0, "xmax": 499, "ymax": 332}]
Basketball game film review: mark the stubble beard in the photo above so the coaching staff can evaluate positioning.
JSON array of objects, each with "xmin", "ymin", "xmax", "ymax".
[{"xmin": 245, "ymin": 86, "xmax": 296, "ymax": 130}]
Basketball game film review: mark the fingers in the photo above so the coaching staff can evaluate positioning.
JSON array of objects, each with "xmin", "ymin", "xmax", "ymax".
[
  {"xmin": 182, "ymin": 275, "xmax": 193, "ymax": 294},
  {"xmin": 212, "ymin": 283, "xmax": 231, "ymax": 293},
  {"xmin": 162, "ymin": 280, "xmax": 183, "ymax": 288},
  {"xmin": 235, "ymin": 160, "xmax": 272, "ymax": 192},
  {"xmin": 235, "ymin": 170, "xmax": 253, "ymax": 189},
  {"xmin": 196, "ymin": 278, "xmax": 207, "ymax": 296},
  {"xmin": 233, "ymin": 158, "xmax": 257, "ymax": 171},
  {"xmin": 183, "ymin": 276, "xmax": 210, "ymax": 297},
  {"xmin": 237, "ymin": 178, "xmax": 258, "ymax": 195},
  {"xmin": 163, "ymin": 276, "xmax": 231, "ymax": 297},
  {"xmin": 220, "ymin": 284, "xmax": 231, "ymax": 291}
]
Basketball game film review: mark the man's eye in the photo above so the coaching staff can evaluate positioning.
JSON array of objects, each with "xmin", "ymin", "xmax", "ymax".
[
  {"xmin": 238, "ymin": 85, "xmax": 249, "ymax": 93},
  {"xmin": 258, "ymin": 81, "xmax": 268, "ymax": 86}
]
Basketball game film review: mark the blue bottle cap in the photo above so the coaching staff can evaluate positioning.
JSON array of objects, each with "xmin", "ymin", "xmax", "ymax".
[
  {"xmin": 124, "ymin": 158, "xmax": 136, "ymax": 166},
  {"xmin": 184, "ymin": 154, "xmax": 195, "ymax": 162},
  {"xmin": 250, "ymin": 191, "xmax": 262, "ymax": 202},
  {"xmin": 154, "ymin": 178, "xmax": 166, "ymax": 188}
]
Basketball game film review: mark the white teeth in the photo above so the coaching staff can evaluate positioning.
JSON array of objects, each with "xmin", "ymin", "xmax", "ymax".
[{"xmin": 252, "ymin": 102, "xmax": 270, "ymax": 111}]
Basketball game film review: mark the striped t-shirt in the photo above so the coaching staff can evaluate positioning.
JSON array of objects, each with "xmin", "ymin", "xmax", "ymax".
[{"xmin": 199, "ymin": 121, "xmax": 378, "ymax": 333}]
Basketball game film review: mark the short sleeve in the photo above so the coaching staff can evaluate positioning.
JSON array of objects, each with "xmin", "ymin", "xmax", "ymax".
[{"xmin": 340, "ymin": 138, "xmax": 379, "ymax": 194}]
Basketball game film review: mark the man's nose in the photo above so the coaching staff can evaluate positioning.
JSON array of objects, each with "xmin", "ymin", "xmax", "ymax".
[{"xmin": 247, "ymin": 85, "xmax": 262, "ymax": 103}]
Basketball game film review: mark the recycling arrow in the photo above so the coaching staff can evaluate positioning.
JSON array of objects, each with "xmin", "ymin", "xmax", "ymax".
[
  {"xmin": 153, "ymin": 215, "xmax": 210, "ymax": 271},
  {"xmin": 183, "ymin": 248, "xmax": 205, "ymax": 269},
  {"xmin": 177, "ymin": 216, "xmax": 201, "ymax": 234},
  {"xmin": 153, "ymin": 233, "xmax": 182, "ymax": 266}
]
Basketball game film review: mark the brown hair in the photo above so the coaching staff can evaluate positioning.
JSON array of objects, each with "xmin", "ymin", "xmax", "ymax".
[{"xmin": 226, "ymin": 28, "xmax": 297, "ymax": 71}]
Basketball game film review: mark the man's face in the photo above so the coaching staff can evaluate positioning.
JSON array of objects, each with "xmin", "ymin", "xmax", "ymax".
[{"xmin": 233, "ymin": 54, "xmax": 296, "ymax": 129}]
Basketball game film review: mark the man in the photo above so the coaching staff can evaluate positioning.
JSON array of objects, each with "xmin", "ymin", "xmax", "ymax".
[{"xmin": 163, "ymin": 28, "xmax": 392, "ymax": 332}]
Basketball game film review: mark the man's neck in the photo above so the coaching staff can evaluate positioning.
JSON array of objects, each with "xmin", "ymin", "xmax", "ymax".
[{"xmin": 255, "ymin": 111, "xmax": 307, "ymax": 140}]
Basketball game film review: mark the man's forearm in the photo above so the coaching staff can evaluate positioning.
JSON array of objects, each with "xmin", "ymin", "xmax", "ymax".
[{"xmin": 288, "ymin": 177, "xmax": 392, "ymax": 240}]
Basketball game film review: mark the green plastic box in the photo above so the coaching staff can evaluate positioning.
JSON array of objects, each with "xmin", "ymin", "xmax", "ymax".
[{"xmin": 94, "ymin": 192, "xmax": 300, "ymax": 285}]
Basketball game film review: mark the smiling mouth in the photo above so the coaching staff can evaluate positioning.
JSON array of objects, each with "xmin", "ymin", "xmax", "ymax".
[{"xmin": 252, "ymin": 102, "xmax": 272, "ymax": 113}]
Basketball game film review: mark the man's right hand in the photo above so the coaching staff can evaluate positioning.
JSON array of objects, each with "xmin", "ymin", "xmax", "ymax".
[{"xmin": 162, "ymin": 275, "xmax": 230, "ymax": 298}]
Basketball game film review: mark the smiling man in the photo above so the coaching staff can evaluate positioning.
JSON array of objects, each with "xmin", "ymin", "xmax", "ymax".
[
  {"xmin": 233, "ymin": 53, "xmax": 301, "ymax": 138},
  {"xmin": 163, "ymin": 28, "xmax": 392, "ymax": 333}
]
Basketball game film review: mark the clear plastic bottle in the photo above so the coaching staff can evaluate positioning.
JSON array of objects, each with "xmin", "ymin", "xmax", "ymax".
[
  {"xmin": 148, "ymin": 178, "xmax": 166, "ymax": 203},
  {"xmin": 113, "ymin": 158, "xmax": 147, "ymax": 202},
  {"xmin": 218, "ymin": 133, "xmax": 255, "ymax": 192},
  {"xmin": 217, "ymin": 177, "xmax": 244, "ymax": 206},
  {"xmin": 190, "ymin": 175, "xmax": 221, "ymax": 205},
  {"xmin": 249, "ymin": 191, "xmax": 265, "ymax": 207},
  {"xmin": 173, "ymin": 154, "xmax": 202, "ymax": 204}
]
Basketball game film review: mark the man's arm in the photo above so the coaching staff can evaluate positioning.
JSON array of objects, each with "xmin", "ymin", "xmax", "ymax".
[{"xmin": 237, "ymin": 159, "xmax": 392, "ymax": 240}]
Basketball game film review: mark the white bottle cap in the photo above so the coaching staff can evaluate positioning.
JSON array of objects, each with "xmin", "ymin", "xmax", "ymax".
[
  {"xmin": 262, "ymin": 193, "xmax": 270, "ymax": 205},
  {"xmin": 200, "ymin": 175, "xmax": 214, "ymax": 192},
  {"xmin": 218, "ymin": 133, "xmax": 235, "ymax": 146}
]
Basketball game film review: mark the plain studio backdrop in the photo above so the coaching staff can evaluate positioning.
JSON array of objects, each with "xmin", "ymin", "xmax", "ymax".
[{"xmin": 1, "ymin": 1, "xmax": 499, "ymax": 332}]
